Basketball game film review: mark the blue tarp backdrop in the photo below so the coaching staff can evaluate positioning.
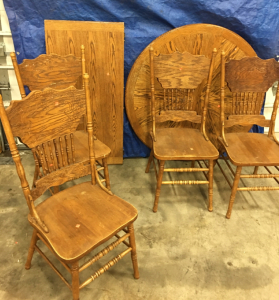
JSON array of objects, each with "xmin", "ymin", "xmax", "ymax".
[{"xmin": 3, "ymin": 0, "xmax": 279, "ymax": 157}]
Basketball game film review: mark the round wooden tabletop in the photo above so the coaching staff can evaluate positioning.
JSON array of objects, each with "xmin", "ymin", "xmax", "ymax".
[{"xmin": 125, "ymin": 23, "xmax": 257, "ymax": 150}]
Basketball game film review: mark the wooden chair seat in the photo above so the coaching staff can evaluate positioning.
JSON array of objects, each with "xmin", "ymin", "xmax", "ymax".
[
  {"xmin": 221, "ymin": 133, "xmax": 279, "ymax": 166},
  {"xmin": 74, "ymin": 131, "xmax": 111, "ymax": 162},
  {"xmin": 154, "ymin": 128, "xmax": 219, "ymax": 161},
  {"xmin": 29, "ymin": 181, "xmax": 137, "ymax": 262}
]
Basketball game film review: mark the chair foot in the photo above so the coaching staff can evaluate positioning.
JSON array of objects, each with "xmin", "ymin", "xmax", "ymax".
[
  {"xmin": 128, "ymin": 224, "xmax": 139, "ymax": 279},
  {"xmin": 226, "ymin": 213, "xmax": 231, "ymax": 219}
]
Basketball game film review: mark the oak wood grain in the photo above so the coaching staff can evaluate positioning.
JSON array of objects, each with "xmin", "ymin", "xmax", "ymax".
[
  {"xmin": 226, "ymin": 56, "xmax": 279, "ymax": 93},
  {"xmin": 11, "ymin": 49, "xmax": 112, "ymax": 189},
  {"xmin": 6, "ymin": 87, "xmax": 86, "ymax": 149},
  {"xmin": 218, "ymin": 53, "xmax": 279, "ymax": 219},
  {"xmin": 16, "ymin": 54, "xmax": 82, "ymax": 92},
  {"xmin": 148, "ymin": 48, "xmax": 218, "ymax": 213},
  {"xmin": 156, "ymin": 110, "xmax": 201, "ymax": 123},
  {"xmin": 45, "ymin": 20, "xmax": 124, "ymax": 164},
  {"xmin": 125, "ymin": 24, "xmax": 257, "ymax": 150},
  {"xmin": 154, "ymin": 51, "xmax": 210, "ymax": 89},
  {"xmin": 224, "ymin": 114, "xmax": 270, "ymax": 128},
  {"xmin": 0, "ymin": 78, "xmax": 139, "ymax": 299}
]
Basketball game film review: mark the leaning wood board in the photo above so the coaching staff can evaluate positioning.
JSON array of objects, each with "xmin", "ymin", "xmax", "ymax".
[
  {"xmin": 125, "ymin": 24, "xmax": 258, "ymax": 150},
  {"xmin": 45, "ymin": 20, "xmax": 124, "ymax": 164}
]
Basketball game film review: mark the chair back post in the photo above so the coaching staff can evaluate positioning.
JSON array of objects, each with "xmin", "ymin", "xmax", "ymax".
[
  {"xmin": 81, "ymin": 45, "xmax": 88, "ymax": 131},
  {"xmin": 84, "ymin": 73, "xmax": 96, "ymax": 185},
  {"xmin": 201, "ymin": 48, "xmax": 217, "ymax": 140},
  {"xmin": 81, "ymin": 45, "xmax": 86, "ymax": 88},
  {"xmin": 10, "ymin": 52, "xmax": 26, "ymax": 98},
  {"xmin": 0, "ymin": 95, "xmax": 31, "ymax": 210},
  {"xmin": 0, "ymin": 95, "xmax": 48, "ymax": 232},
  {"xmin": 269, "ymin": 83, "xmax": 279, "ymax": 137},
  {"xmin": 220, "ymin": 50, "xmax": 228, "ymax": 146},
  {"xmin": 149, "ymin": 46, "xmax": 156, "ymax": 142}
]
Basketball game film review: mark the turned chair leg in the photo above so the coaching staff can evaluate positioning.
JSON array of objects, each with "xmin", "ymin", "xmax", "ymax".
[
  {"xmin": 153, "ymin": 160, "xmax": 165, "ymax": 212},
  {"xmin": 253, "ymin": 166, "xmax": 259, "ymax": 175},
  {"xmin": 103, "ymin": 157, "xmax": 111, "ymax": 191},
  {"xmin": 25, "ymin": 229, "xmax": 38, "ymax": 270},
  {"xmin": 145, "ymin": 148, "xmax": 154, "ymax": 173},
  {"xmin": 71, "ymin": 262, "xmax": 80, "ymax": 300},
  {"xmin": 208, "ymin": 160, "xmax": 214, "ymax": 212},
  {"xmin": 128, "ymin": 224, "xmax": 140, "ymax": 279},
  {"xmin": 226, "ymin": 166, "xmax": 242, "ymax": 219}
]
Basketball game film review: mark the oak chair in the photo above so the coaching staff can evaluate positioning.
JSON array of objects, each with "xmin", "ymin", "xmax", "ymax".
[
  {"xmin": 0, "ymin": 75, "xmax": 139, "ymax": 300},
  {"xmin": 146, "ymin": 47, "xmax": 219, "ymax": 212},
  {"xmin": 10, "ymin": 47, "xmax": 111, "ymax": 191},
  {"xmin": 218, "ymin": 51, "xmax": 279, "ymax": 218}
]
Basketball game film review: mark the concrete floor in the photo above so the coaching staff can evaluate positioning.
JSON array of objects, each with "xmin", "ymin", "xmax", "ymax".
[{"xmin": 1, "ymin": 151, "xmax": 279, "ymax": 300}]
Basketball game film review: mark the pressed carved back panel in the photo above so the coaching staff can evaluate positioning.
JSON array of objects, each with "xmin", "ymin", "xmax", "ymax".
[
  {"xmin": 226, "ymin": 57, "xmax": 279, "ymax": 93},
  {"xmin": 6, "ymin": 87, "xmax": 86, "ymax": 148},
  {"xmin": 225, "ymin": 57, "xmax": 279, "ymax": 117},
  {"xmin": 154, "ymin": 51, "xmax": 210, "ymax": 89},
  {"xmin": 2, "ymin": 82, "xmax": 96, "ymax": 202},
  {"xmin": 151, "ymin": 49, "xmax": 215, "ymax": 127},
  {"xmin": 17, "ymin": 54, "xmax": 83, "ymax": 91},
  {"xmin": 221, "ymin": 53, "xmax": 279, "ymax": 132}
]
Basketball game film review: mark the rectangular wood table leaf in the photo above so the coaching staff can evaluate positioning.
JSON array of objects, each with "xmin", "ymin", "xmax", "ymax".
[{"xmin": 45, "ymin": 20, "xmax": 124, "ymax": 164}]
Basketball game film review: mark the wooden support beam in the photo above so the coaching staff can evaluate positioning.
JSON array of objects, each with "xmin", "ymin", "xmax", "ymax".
[
  {"xmin": 37, "ymin": 233, "xmax": 71, "ymax": 273},
  {"xmin": 35, "ymin": 245, "xmax": 71, "ymax": 290},
  {"xmin": 240, "ymin": 174, "xmax": 279, "ymax": 178},
  {"xmin": 164, "ymin": 167, "xmax": 209, "ymax": 172},
  {"xmin": 237, "ymin": 186, "xmax": 279, "ymax": 191},
  {"xmin": 220, "ymin": 153, "xmax": 235, "ymax": 176},
  {"xmin": 162, "ymin": 180, "xmax": 209, "ymax": 185},
  {"xmin": 264, "ymin": 166, "xmax": 279, "ymax": 184},
  {"xmin": 216, "ymin": 160, "xmax": 233, "ymax": 188},
  {"xmin": 79, "ymin": 248, "xmax": 132, "ymax": 289},
  {"xmin": 115, "ymin": 233, "xmax": 130, "ymax": 247},
  {"xmin": 79, "ymin": 233, "xmax": 130, "ymax": 272},
  {"xmin": 197, "ymin": 160, "xmax": 209, "ymax": 180}
]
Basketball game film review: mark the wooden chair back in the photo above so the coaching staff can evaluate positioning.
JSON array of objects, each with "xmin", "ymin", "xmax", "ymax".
[
  {"xmin": 150, "ymin": 48, "xmax": 217, "ymax": 140},
  {"xmin": 0, "ymin": 74, "xmax": 108, "ymax": 233},
  {"xmin": 10, "ymin": 46, "xmax": 85, "ymax": 98},
  {"xmin": 220, "ymin": 52, "xmax": 279, "ymax": 145}
]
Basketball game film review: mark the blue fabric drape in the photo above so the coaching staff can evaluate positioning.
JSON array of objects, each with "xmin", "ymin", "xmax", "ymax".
[{"xmin": 3, "ymin": 0, "xmax": 279, "ymax": 157}]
